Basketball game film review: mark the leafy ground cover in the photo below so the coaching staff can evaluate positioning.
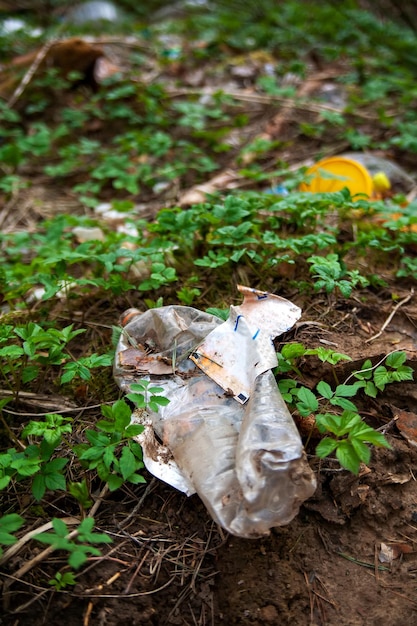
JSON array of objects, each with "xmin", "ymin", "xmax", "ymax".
[{"xmin": 0, "ymin": 1, "xmax": 417, "ymax": 624}]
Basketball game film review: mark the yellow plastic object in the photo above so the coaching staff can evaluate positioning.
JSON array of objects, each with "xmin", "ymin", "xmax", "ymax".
[
  {"xmin": 372, "ymin": 171, "xmax": 391, "ymax": 193},
  {"xmin": 300, "ymin": 156, "xmax": 374, "ymax": 197}
]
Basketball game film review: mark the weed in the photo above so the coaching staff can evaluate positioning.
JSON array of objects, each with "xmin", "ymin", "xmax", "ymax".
[
  {"xmin": 35, "ymin": 517, "xmax": 112, "ymax": 569},
  {"xmin": 0, "ymin": 321, "xmax": 112, "ymax": 395},
  {"xmin": 48, "ymin": 571, "xmax": 77, "ymax": 590},
  {"xmin": 75, "ymin": 400, "xmax": 146, "ymax": 492},
  {"xmin": 308, "ymin": 253, "xmax": 369, "ymax": 297},
  {"xmin": 315, "ymin": 411, "xmax": 390, "ymax": 474},
  {"xmin": 276, "ymin": 346, "xmax": 413, "ymax": 473},
  {"xmin": 126, "ymin": 380, "xmax": 171, "ymax": 413}
]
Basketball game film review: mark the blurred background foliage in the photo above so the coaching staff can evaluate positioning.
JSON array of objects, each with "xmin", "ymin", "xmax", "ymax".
[{"xmin": 2, "ymin": 0, "xmax": 417, "ymax": 30}]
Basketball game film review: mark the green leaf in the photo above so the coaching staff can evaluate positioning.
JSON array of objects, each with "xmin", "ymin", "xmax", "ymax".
[
  {"xmin": 0, "ymin": 345, "xmax": 24, "ymax": 358},
  {"xmin": 335, "ymin": 441, "xmax": 361, "ymax": 474},
  {"xmin": 351, "ymin": 423, "xmax": 391, "ymax": 448},
  {"xmin": 44, "ymin": 472, "xmax": 66, "ymax": 492},
  {"xmin": 106, "ymin": 474, "xmax": 124, "ymax": 491},
  {"xmin": 0, "ymin": 475, "xmax": 11, "ymax": 490},
  {"xmin": 373, "ymin": 366, "xmax": 389, "ymax": 391},
  {"xmin": 127, "ymin": 473, "xmax": 146, "ymax": 484},
  {"xmin": 32, "ymin": 474, "xmax": 46, "ymax": 501},
  {"xmin": 334, "ymin": 384, "xmax": 360, "ymax": 397},
  {"xmin": 338, "ymin": 280, "xmax": 353, "ymax": 297},
  {"xmin": 148, "ymin": 386, "xmax": 165, "ymax": 394},
  {"xmin": 316, "ymin": 413, "xmax": 340, "ymax": 435},
  {"xmin": 330, "ymin": 397, "xmax": 358, "ymax": 412},
  {"xmin": 60, "ymin": 368, "xmax": 76, "ymax": 384},
  {"xmin": 350, "ymin": 438, "xmax": 371, "ymax": 464},
  {"xmin": 148, "ymin": 398, "xmax": 168, "ymax": 412},
  {"xmin": 316, "ymin": 381, "xmax": 333, "ymax": 399},
  {"xmin": 78, "ymin": 518, "xmax": 111, "ymax": 543},
  {"xmin": 392, "ymin": 365, "xmax": 414, "ymax": 383},
  {"xmin": 44, "ymin": 457, "xmax": 68, "ymax": 473},
  {"xmin": 85, "ymin": 430, "xmax": 109, "ymax": 447},
  {"xmin": 312, "ymin": 347, "xmax": 351, "ymax": 365},
  {"xmin": 354, "ymin": 359, "xmax": 373, "ymax": 380},
  {"xmin": 129, "ymin": 441, "xmax": 143, "ymax": 460},
  {"xmin": 68, "ymin": 548, "xmax": 90, "ymax": 570},
  {"xmin": 103, "ymin": 445, "xmax": 116, "ymax": 470},
  {"xmin": 295, "ymin": 386, "xmax": 319, "ymax": 416},
  {"xmin": 281, "ymin": 343, "xmax": 306, "ymax": 360},
  {"xmin": 80, "ymin": 446, "xmax": 105, "ymax": 462},
  {"xmin": 95, "ymin": 419, "xmax": 116, "ymax": 433},
  {"xmin": 129, "ymin": 381, "xmax": 149, "ymax": 392},
  {"xmin": 68, "ymin": 480, "xmax": 93, "ymax": 508},
  {"xmin": 363, "ymin": 381, "xmax": 378, "ymax": 398},
  {"xmin": 386, "ymin": 351, "xmax": 407, "ymax": 368},
  {"xmin": 112, "ymin": 399, "xmax": 132, "ymax": 429},
  {"xmin": 125, "ymin": 392, "xmax": 146, "ymax": 408},
  {"xmin": 0, "ymin": 513, "xmax": 24, "ymax": 534},
  {"xmin": 0, "ymin": 513, "xmax": 24, "ymax": 547},
  {"xmin": 52, "ymin": 517, "xmax": 69, "ymax": 538},
  {"xmin": 337, "ymin": 411, "xmax": 363, "ymax": 436},
  {"xmin": 48, "ymin": 571, "xmax": 77, "ymax": 590},
  {"xmin": 22, "ymin": 365, "xmax": 40, "ymax": 383},
  {"xmin": 315, "ymin": 437, "xmax": 338, "ymax": 458},
  {"xmin": 120, "ymin": 446, "xmax": 136, "ymax": 480},
  {"xmin": 77, "ymin": 516, "xmax": 95, "ymax": 536},
  {"xmin": 125, "ymin": 424, "xmax": 144, "ymax": 437}
]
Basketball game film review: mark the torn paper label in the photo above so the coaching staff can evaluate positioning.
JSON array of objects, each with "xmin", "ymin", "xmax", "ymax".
[{"xmin": 190, "ymin": 286, "xmax": 301, "ymax": 403}]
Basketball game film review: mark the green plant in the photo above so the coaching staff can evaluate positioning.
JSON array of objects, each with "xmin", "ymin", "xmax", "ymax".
[
  {"xmin": 22, "ymin": 413, "xmax": 73, "ymax": 447},
  {"xmin": 308, "ymin": 253, "xmax": 369, "ymax": 297},
  {"xmin": 75, "ymin": 399, "xmax": 146, "ymax": 491},
  {"xmin": 0, "ymin": 440, "xmax": 67, "ymax": 501},
  {"xmin": 68, "ymin": 479, "xmax": 93, "ymax": 512},
  {"xmin": 275, "ymin": 342, "xmax": 352, "ymax": 378},
  {"xmin": 0, "ymin": 321, "xmax": 112, "ymax": 393},
  {"xmin": 35, "ymin": 517, "xmax": 112, "ymax": 569},
  {"xmin": 126, "ymin": 380, "xmax": 171, "ymax": 413},
  {"xmin": 48, "ymin": 571, "xmax": 77, "ymax": 591},
  {"xmin": 276, "ymin": 346, "xmax": 413, "ymax": 473},
  {"xmin": 351, "ymin": 351, "xmax": 414, "ymax": 395},
  {"xmin": 315, "ymin": 411, "xmax": 390, "ymax": 474}
]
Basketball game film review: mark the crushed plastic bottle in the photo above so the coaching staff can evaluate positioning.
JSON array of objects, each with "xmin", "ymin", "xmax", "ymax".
[{"xmin": 114, "ymin": 286, "xmax": 317, "ymax": 538}]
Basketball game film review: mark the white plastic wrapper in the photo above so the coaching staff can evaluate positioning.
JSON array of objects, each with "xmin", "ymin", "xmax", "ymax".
[{"xmin": 114, "ymin": 286, "xmax": 316, "ymax": 538}]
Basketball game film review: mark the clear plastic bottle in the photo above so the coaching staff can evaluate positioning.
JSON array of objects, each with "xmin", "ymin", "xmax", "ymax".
[{"xmin": 114, "ymin": 295, "xmax": 317, "ymax": 538}]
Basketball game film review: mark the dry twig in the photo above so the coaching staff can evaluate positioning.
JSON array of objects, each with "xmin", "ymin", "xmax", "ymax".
[
  {"xmin": 365, "ymin": 289, "xmax": 414, "ymax": 343},
  {"xmin": 0, "ymin": 516, "xmax": 79, "ymax": 567},
  {"xmin": 8, "ymin": 38, "xmax": 58, "ymax": 108}
]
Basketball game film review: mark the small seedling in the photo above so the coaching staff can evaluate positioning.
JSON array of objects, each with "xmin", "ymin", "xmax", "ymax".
[
  {"xmin": 276, "ymin": 346, "xmax": 412, "ymax": 473},
  {"xmin": 308, "ymin": 253, "xmax": 369, "ymax": 297},
  {"xmin": 315, "ymin": 411, "xmax": 391, "ymax": 474},
  {"xmin": 75, "ymin": 399, "xmax": 147, "ymax": 491},
  {"xmin": 35, "ymin": 517, "xmax": 112, "ymax": 569},
  {"xmin": 126, "ymin": 380, "xmax": 170, "ymax": 413},
  {"xmin": 48, "ymin": 571, "xmax": 77, "ymax": 591}
]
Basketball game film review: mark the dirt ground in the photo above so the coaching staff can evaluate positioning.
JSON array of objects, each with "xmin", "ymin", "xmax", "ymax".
[{"xmin": 1, "ymin": 296, "xmax": 416, "ymax": 626}]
